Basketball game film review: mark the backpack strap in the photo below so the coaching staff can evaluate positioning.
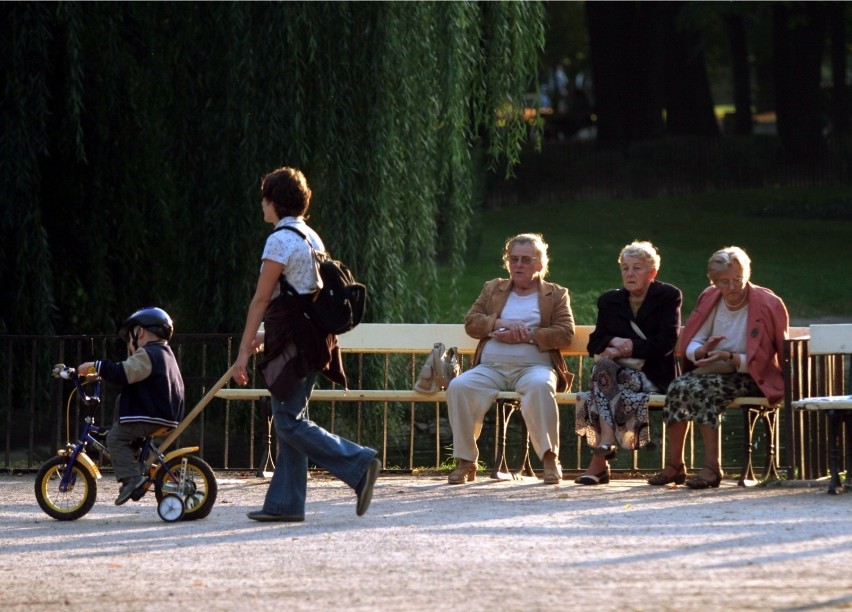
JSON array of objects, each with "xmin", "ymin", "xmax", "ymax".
[
  {"xmin": 272, "ymin": 224, "xmax": 309, "ymax": 243},
  {"xmin": 269, "ymin": 225, "xmax": 318, "ymax": 298}
]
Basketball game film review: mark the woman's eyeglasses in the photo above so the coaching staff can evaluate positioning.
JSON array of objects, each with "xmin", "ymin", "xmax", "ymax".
[
  {"xmin": 714, "ymin": 278, "xmax": 744, "ymax": 288},
  {"xmin": 506, "ymin": 256, "xmax": 538, "ymax": 266}
]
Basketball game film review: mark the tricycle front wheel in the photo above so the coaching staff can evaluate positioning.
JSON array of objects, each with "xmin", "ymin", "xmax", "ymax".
[{"xmin": 34, "ymin": 456, "xmax": 97, "ymax": 521}]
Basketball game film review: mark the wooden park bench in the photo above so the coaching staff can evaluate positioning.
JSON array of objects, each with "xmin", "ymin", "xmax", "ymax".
[{"xmin": 216, "ymin": 323, "xmax": 808, "ymax": 486}]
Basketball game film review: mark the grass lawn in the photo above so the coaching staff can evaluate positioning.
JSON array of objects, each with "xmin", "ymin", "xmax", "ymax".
[{"xmin": 436, "ymin": 185, "xmax": 851, "ymax": 325}]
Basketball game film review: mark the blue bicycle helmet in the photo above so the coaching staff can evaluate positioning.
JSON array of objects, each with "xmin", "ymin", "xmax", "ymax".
[{"xmin": 119, "ymin": 307, "xmax": 174, "ymax": 346}]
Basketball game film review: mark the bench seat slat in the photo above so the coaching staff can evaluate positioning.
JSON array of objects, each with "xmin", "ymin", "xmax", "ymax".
[{"xmin": 216, "ymin": 387, "xmax": 773, "ymax": 408}]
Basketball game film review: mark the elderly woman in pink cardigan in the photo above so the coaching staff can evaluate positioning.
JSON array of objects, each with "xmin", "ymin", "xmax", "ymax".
[{"xmin": 647, "ymin": 246, "xmax": 789, "ymax": 489}]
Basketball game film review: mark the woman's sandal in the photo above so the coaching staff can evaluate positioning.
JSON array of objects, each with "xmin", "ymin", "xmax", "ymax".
[
  {"xmin": 574, "ymin": 468, "xmax": 610, "ymax": 485},
  {"xmin": 542, "ymin": 464, "xmax": 563, "ymax": 485},
  {"xmin": 647, "ymin": 463, "xmax": 687, "ymax": 486},
  {"xmin": 685, "ymin": 466, "xmax": 723, "ymax": 489},
  {"xmin": 593, "ymin": 444, "xmax": 618, "ymax": 460},
  {"xmin": 447, "ymin": 461, "xmax": 477, "ymax": 485}
]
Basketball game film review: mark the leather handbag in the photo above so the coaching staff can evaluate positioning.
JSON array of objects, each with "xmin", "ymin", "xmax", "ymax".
[
  {"xmin": 413, "ymin": 343, "xmax": 460, "ymax": 393},
  {"xmin": 692, "ymin": 360, "xmax": 737, "ymax": 375},
  {"xmin": 595, "ymin": 320, "xmax": 647, "ymax": 371}
]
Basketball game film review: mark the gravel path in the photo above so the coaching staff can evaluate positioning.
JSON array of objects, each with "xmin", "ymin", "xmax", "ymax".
[{"xmin": 2, "ymin": 471, "xmax": 851, "ymax": 611}]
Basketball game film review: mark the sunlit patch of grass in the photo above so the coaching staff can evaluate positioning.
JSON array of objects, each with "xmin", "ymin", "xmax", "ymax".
[{"xmin": 436, "ymin": 186, "xmax": 851, "ymax": 325}]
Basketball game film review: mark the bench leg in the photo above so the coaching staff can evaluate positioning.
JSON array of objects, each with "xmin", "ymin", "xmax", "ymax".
[
  {"xmin": 826, "ymin": 409, "xmax": 844, "ymax": 495},
  {"xmin": 844, "ymin": 411, "xmax": 852, "ymax": 492},
  {"xmin": 738, "ymin": 406, "xmax": 779, "ymax": 487},
  {"xmin": 842, "ymin": 410, "xmax": 852, "ymax": 491},
  {"xmin": 516, "ymin": 414, "xmax": 535, "ymax": 477},
  {"xmin": 490, "ymin": 400, "xmax": 532, "ymax": 480},
  {"xmin": 257, "ymin": 397, "xmax": 276, "ymax": 478},
  {"xmin": 491, "ymin": 400, "xmax": 514, "ymax": 480}
]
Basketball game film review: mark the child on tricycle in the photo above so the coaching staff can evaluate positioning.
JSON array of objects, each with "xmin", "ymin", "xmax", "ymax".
[
  {"xmin": 78, "ymin": 307, "xmax": 185, "ymax": 505},
  {"xmin": 36, "ymin": 307, "xmax": 217, "ymax": 522}
]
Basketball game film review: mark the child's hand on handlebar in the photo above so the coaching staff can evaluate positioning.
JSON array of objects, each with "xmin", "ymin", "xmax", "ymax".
[{"xmin": 77, "ymin": 362, "xmax": 98, "ymax": 379}]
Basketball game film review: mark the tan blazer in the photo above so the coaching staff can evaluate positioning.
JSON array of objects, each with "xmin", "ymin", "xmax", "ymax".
[{"xmin": 463, "ymin": 278, "xmax": 575, "ymax": 392}]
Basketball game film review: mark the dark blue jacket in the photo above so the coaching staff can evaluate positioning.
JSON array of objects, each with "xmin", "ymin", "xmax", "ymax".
[{"xmin": 96, "ymin": 341, "xmax": 185, "ymax": 428}]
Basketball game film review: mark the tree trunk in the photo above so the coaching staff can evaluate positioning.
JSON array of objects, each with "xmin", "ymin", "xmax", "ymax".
[
  {"xmin": 662, "ymin": 2, "xmax": 719, "ymax": 136},
  {"xmin": 829, "ymin": 3, "xmax": 849, "ymax": 135},
  {"xmin": 585, "ymin": 1, "xmax": 664, "ymax": 145},
  {"xmin": 587, "ymin": 2, "xmax": 719, "ymax": 143},
  {"xmin": 725, "ymin": 12, "xmax": 753, "ymax": 135},
  {"xmin": 773, "ymin": 3, "xmax": 829, "ymax": 157}
]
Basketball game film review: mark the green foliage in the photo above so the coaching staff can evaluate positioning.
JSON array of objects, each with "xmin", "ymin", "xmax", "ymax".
[
  {"xmin": 436, "ymin": 185, "xmax": 852, "ymax": 326},
  {"xmin": 1, "ymin": 1, "xmax": 544, "ymax": 335}
]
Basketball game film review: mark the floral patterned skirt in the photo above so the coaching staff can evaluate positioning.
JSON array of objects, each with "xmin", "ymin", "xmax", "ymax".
[
  {"xmin": 663, "ymin": 372, "xmax": 761, "ymax": 429},
  {"xmin": 575, "ymin": 358, "xmax": 651, "ymax": 451}
]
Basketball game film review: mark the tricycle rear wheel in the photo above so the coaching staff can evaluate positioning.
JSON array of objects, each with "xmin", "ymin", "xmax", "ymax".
[{"xmin": 154, "ymin": 455, "xmax": 217, "ymax": 521}]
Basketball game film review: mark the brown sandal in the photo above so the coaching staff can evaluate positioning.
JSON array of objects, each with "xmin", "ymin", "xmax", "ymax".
[
  {"xmin": 542, "ymin": 464, "xmax": 563, "ymax": 485},
  {"xmin": 685, "ymin": 466, "xmax": 723, "ymax": 489},
  {"xmin": 647, "ymin": 463, "xmax": 687, "ymax": 486},
  {"xmin": 447, "ymin": 460, "xmax": 476, "ymax": 485}
]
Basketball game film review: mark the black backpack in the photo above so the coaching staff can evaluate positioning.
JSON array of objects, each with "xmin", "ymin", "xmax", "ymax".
[{"xmin": 272, "ymin": 226, "xmax": 366, "ymax": 335}]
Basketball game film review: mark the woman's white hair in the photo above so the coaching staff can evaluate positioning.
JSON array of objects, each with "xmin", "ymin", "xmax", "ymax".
[
  {"xmin": 503, "ymin": 233, "xmax": 550, "ymax": 279},
  {"xmin": 618, "ymin": 240, "xmax": 661, "ymax": 271},
  {"xmin": 707, "ymin": 246, "xmax": 752, "ymax": 284}
]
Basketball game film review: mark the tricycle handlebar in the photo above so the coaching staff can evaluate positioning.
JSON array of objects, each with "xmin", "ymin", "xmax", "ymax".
[{"xmin": 51, "ymin": 363, "xmax": 101, "ymax": 406}]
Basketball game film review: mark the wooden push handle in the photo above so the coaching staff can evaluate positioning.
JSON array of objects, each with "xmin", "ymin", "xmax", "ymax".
[{"xmin": 157, "ymin": 366, "xmax": 234, "ymax": 454}]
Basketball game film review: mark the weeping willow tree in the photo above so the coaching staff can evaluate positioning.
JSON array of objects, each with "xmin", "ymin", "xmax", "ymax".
[{"xmin": 1, "ymin": 2, "xmax": 544, "ymax": 336}]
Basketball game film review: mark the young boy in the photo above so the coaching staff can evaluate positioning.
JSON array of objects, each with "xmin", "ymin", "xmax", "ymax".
[{"xmin": 79, "ymin": 307, "xmax": 185, "ymax": 505}]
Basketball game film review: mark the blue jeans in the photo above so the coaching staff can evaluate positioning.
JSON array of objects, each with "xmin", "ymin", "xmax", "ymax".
[{"xmin": 263, "ymin": 373, "xmax": 377, "ymax": 516}]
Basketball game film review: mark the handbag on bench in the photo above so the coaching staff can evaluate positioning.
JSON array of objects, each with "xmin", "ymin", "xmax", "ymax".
[
  {"xmin": 413, "ymin": 343, "xmax": 460, "ymax": 393},
  {"xmin": 594, "ymin": 320, "xmax": 647, "ymax": 371}
]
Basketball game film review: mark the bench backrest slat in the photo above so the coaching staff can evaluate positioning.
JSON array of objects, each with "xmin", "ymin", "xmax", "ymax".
[
  {"xmin": 336, "ymin": 324, "xmax": 594, "ymax": 355},
  {"xmin": 809, "ymin": 323, "xmax": 852, "ymax": 355},
  {"xmin": 335, "ymin": 324, "xmax": 808, "ymax": 357}
]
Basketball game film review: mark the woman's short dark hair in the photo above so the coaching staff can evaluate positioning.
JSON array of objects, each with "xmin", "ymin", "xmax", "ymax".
[{"xmin": 260, "ymin": 167, "xmax": 312, "ymax": 219}]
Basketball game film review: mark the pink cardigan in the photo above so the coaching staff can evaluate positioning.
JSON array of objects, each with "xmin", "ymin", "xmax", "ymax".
[{"xmin": 676, "ymin": 283, "xmax": 789, "ymax": 403}]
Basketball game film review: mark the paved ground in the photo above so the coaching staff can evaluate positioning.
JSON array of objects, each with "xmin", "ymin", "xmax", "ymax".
[{"xmin": 2, "ymin": 470, "xmax": 851, "ymax": 611}]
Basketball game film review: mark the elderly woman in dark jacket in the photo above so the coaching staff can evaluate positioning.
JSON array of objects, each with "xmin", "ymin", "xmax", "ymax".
[{"xmin": 575, "ymin": 241, "xmax": 682, "ymax": 485}]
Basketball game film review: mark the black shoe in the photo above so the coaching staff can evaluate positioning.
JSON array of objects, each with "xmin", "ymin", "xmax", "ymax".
[
  {"xmin": 130, "ymin": 480, "xmax": 150, "ymax": 502},
  {"xmin": 355, "ymin": 458, "xmax": 382, "ymax": 516},
  {"xmin": 247, "ymin": 510, "xmax": 305, "ymax": 522},
  {"xmin": 115, "ymin": 475, "xmax": 148, "ymax": 506},
  {"xmin": 574, "ymin": 469, "xmax": 611, "ymax": 486},
  {"xmin": 593, "ymin": 444, "xmax": 618, "ymax": 460}
]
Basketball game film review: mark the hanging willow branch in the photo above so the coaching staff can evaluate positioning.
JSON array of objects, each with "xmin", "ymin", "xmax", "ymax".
[{"xmin": 0, "ymin": 1, "xmax": 544, "ymax": 334}]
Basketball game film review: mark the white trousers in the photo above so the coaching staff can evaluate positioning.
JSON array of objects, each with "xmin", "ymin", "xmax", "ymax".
[{"xmin": 447, "ymin": 363, "xmax": 559, "ymax": 463}]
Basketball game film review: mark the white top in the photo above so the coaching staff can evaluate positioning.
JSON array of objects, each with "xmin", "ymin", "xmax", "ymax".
[
  {"xmin": 261, "ymin": 217, "xmax": 324, "ymax": 296},
  {"xmin": 686, "ymin": 302, "xmax": 748, "ymax": 372},
  {"xmin": 480, "ymin": 291, "xmax": 550, "ymax": 366}
]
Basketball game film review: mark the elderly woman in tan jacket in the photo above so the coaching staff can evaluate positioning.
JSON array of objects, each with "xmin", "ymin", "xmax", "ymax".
[{"xmin": 446, "ymin": 233, "xmax": 575, "ymax": 486}]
